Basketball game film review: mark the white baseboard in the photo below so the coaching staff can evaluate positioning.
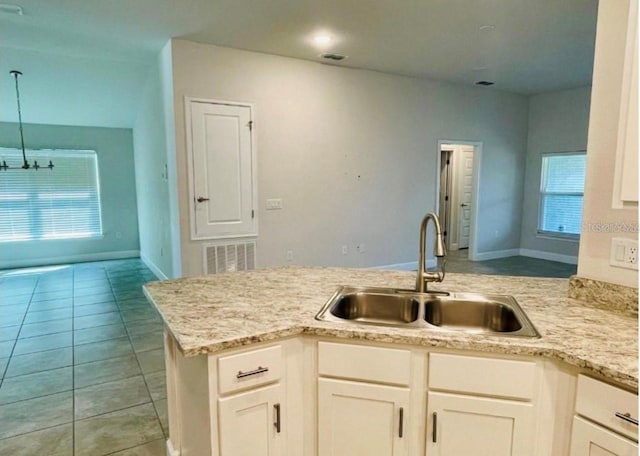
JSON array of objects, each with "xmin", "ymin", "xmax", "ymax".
[
  {"xmin": 166, "ymin": 439, "xmax": 179, "ymax": 456},
  {"xmin": 519, "ymin": 248, "xmax": 578, "ymax": 265},
  {"xmin": 0, "ymin": 250, "xmax": 140, "ymax": 270},
  {"xmin": 473, "ymin": 249, "xmax": 520, "ymax": 261},
  {"xmin": 370, "ymin": 259, "xmax": 437, "ymax": 271},
  {"xmin": 140, "ymin": 252, "xmax": 169, "ymax": 280}
]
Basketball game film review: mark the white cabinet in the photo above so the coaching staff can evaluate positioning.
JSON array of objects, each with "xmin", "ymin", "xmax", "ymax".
[
  {"xmin": 318, "ymin": 378, "xmax": 410, "ymax": 456},
  {"xmin": 570, "ymin": 416, "xmax": 638, "ymax": 456},
  {"xmin": 218, "ymin": 383, "xmax": 285, "ymax": 456},
  {"xmin": 316, "ymin": 341, "xmax": 416, "ymax": 456},
  {"xmin": 569, "ymin": 375, "xmax": 638, "ymax": 456},
  {"xmin": 426, "ymin": 392, "xmax": 535, "ymax": 456},
  {"xmin": 427, "ymin": 353, "xmax": 539, "ymax": 456}
]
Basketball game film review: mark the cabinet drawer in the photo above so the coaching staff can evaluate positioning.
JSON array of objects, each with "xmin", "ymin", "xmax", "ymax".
[
  {"xmin": 429, "ymin": 353, "xmax": 537, "ymax": 400},
  {"xmin": 575, "ymin": 375, "xmax": 638, "ymax": 440},
  {"xmin": 218, "ymin": 344, "xmax": 282, "ymax": 395},
  {"xmin": 318, "ymin": 342, "xmax": 412, "ymax": 386}
]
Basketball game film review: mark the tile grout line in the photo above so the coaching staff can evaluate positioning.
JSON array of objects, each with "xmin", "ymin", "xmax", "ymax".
[
  {"xmin": 0, "ymin": 275, "xmax": 41, "ymax": 390},
  {"xmin": 108, "ymin": 267, "xmax": 166, "ymax": 442}
]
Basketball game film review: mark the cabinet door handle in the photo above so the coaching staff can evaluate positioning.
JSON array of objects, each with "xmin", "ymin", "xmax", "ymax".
[
  {"xmin": 432, "ymin": 412, "xmax": 437, "ymax": 443},
  {"xmin": 236, "ymin": 366, "xmax": 269, "ymax": 379},
  {"xmin": 615, "ymin": 412, "xmax": 639, "ymax": 426},
  {"xmin": 398, "ymin": 407, "xmax": 404, "ymax": 438},
  {"xmin": 274, "ymin": 403, "xmax": 281, "ymax": 433}
]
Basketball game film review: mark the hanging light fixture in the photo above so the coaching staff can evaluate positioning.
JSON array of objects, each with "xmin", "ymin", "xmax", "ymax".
[{"xmin": 0, "ymin": 70, "xmax": 54, "ymax": 171}]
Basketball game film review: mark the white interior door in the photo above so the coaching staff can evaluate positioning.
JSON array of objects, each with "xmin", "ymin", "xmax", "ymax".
[
  {"xmin": 188, "ymin": 100, "xmax": 256, "ymax": 239},
  {"xmin": 457, "ymin": 147, "xmax": 474, "ymax": 249}
]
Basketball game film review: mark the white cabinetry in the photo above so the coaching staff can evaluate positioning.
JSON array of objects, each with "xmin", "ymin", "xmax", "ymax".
[
  {"xmin": 218, "ymin": 383, "xmax": 285, "ymax": 456},
  {"xmin": 318, "ymin": 378, "xmax": 409, "ymax": 456},
  {"xmin": 569, "ymin": 375, "xmax": 638, "ymax": 456},
  {"xmin": 316, "ymin": 341, "xmax": 417, "ymax": 456},
  {"xmin": 426, "ymin": 353, "xmax": 539, "ymax": 456},
  {"xmin": 217, "ymin": 345, "xmax": 286, "ymax": 456}
]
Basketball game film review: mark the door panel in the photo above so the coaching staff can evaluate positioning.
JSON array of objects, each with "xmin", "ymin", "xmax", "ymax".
[
  {"xmin": 570, "ymin": 416, "xmax": 638, "ymax": 456},
  {"xmin": 427, "ymin": 392, "xmax": 535, "ymax": 456},
  {"xmin": 457, "ymin": 149, "xmax": 474, "ymax": 249},
  {"xmin": 189, "ymin": 100, "xmax": 255, "ymax": 239},
  {"xmin": 318, "ymin": 378, "xmax": 410, "ymax": 456},
  {"xmin": 218, "ymin": 383, "xmax": 284, "ymax": 456}
]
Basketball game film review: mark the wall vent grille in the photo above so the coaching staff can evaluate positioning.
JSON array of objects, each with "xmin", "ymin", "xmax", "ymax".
[{"xmin": 203, "ymin": 240, "xmax": 256, "ymax": 274}]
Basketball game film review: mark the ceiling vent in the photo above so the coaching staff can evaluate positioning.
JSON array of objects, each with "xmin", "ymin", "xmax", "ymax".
[
  {"xmin": 475, "ymin": 80, "xmax": 495, "ymax": 86},
  {"xmin": 320, "ymin": 53, "xmax": 347, "ymax": 62}
]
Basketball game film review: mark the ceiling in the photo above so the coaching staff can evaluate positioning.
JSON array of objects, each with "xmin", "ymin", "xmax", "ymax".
[{"xmin": 0, "ymin": 0, "xmax": 598, "ymax": 128}]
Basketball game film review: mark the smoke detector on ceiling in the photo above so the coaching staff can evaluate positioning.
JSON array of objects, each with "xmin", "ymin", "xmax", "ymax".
[{"xmin": 320, "ymin": 53, "xmax": 347, "ymax": 62}]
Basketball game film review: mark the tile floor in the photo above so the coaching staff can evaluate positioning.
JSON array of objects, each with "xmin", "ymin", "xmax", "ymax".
[
  {"xmin": 0, "ymin": 259, "xmax": 167, "ymax": 455},
  {"xmin": 444, "ymin": 249, "xmax": 577, "ymax": 278}
]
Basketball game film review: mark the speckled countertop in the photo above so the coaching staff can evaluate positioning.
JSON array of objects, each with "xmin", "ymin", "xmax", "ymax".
[{"xmin": 143, "ymin": 267, "xmax": 638, "ymax": 390}]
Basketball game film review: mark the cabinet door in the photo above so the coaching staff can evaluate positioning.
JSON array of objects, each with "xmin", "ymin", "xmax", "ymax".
[
  {"xmin": 426, "ymin": 392, "xmax": 535, "ymax": 456},
  {"xmin": 570, "ymin": 416, "xmax": 638, "ymax": 456},
  {"xmin": 218, "ymin": 383, "xmax": 284, "ymax": 456},
  {"xmin": 318, "ymin": 378, "xmax": 410, "ymax": 456}
]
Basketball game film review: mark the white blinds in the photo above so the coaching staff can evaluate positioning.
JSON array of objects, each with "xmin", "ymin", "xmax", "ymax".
[
  {"xmin": 0, "ymin": 148, "xmax": 103, "ymax": 242},
  {"xmin": 539, "ymin": 153, "xmax": 586, "ymax": 235}
]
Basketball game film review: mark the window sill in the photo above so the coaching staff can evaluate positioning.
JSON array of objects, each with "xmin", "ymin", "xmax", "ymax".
[
  {"xmin": 536, "ymin": 231, "xmax": 580, "ymax": 242},
  {"xmin": 0, "ymin": 235, "xmax": 105, "ymax": 244}
]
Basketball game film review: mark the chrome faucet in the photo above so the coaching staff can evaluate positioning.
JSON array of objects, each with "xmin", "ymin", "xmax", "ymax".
[{"xmin": 416, "ymin": 212, "xmax": 447, "ymax": 292}]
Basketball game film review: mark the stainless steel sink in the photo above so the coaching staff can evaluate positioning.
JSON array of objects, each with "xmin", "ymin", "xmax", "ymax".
[{"xmin": 315, "ymin": 286, "xmax": 540, "ymax": 338}]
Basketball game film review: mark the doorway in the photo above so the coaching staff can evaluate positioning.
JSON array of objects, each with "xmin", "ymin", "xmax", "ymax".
[{"xmin": 437, "ymin": 142, "xmax": 480, "ymax": 260}]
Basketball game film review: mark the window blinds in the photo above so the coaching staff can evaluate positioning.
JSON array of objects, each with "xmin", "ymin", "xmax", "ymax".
[
  {"xmin": 539, "ymin": 153, "xmax": 586, "ymax": 236},
  {"xmin": 0, "ymin": 148, "xmax": 103, "ymax": 242}
]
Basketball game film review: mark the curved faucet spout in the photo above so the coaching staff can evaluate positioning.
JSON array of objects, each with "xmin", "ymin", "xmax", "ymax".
[{"xmin": 416, "ymin": 212, "xmax": 447, "ymax": 293}]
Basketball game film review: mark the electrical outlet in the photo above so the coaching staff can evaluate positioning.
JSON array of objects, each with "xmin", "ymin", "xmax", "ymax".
[
  {"xmin": 610, "ymin": 238, "xmax": 639, "ymax": 270},
  {"xmin": 286, "ymin": 250, "xmax": 294, "ymax": 262},
  {"xmin": 356, "ymin": 243, "xmax": 366, "ymax": 254},
  {"xmin": 342, "ymin": 245, "xmax": 348, "ymax": 255}
]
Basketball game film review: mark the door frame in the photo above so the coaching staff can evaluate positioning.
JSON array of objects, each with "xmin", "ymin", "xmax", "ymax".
[
  {"xmin": 435, "ymin": 140, "xmax": 482, "ymax": 261},
  {"xmin": 184, "ymin": 97, "xmax": 258, "ymax": 241}
]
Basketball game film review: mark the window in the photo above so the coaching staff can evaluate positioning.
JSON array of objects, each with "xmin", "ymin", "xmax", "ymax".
[
  {"xmin": 0, "ymin": 149, "xmax": 103, "ymax": 242},
  {"xmin": 538, "ymin": 152, "xmax": 586, "ymax": 238}
]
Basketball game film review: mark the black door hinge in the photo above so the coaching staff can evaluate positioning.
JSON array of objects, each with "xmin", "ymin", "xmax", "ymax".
[
  {"xmin": 248, "ymin": 120, "xmax": 254, "ymax": 131},
  {"xmin": 251, "ymin": 209, "xmax": 255, "ymax": 218}
]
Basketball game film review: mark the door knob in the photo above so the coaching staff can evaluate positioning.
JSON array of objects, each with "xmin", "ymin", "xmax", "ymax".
[
  {"xmin": 461, "ymin": 203, "xmax": 469, "ymax": 207},
  {"xmin": 196, "ymin": 196, "xmax": 210, "ymax": 203}
]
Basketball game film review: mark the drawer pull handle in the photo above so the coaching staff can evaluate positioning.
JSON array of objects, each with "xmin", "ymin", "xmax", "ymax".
[
  {"xmin": 237, "ymin": 366, "xmax": 269, "ymax": 379},
  {"xmin": 274, "ymin": 403, "xmax": 281, "ymax": 433},
  {"xmin": 432, "ymin": 412, "xmax": 437, "ymax": 443},
  {"xmin": 615, "ymin": 412, "xmax": 639, "ymax": 426},
  {"xmin": 399, "ymin": 407, "xmax": 404, "ymax": 438}
]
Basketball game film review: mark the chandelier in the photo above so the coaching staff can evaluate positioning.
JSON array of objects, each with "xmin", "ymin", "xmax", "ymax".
[{"xmin": 0, "ymin": 70, "xmax": 54, "ymax": 171}]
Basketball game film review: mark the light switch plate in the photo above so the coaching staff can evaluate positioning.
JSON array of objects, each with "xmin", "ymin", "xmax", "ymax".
[
  {"xmin": 610, "ymin": 238, "xmax": 639, "ymax": 270},
  {"xmin": 266, "ymin": 198, "xmax": 283, "ymax": 210}
]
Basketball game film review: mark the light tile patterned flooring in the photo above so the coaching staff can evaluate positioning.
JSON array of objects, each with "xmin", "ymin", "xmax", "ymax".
[{"xmin": 0, "ymin": 259, "xmax": 167, "ymax": 455}]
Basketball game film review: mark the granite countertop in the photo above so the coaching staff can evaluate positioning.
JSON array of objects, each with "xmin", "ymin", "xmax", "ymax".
[{"xmin": 143, "ymin": 267, "xmax": 638, "ymax": 390}]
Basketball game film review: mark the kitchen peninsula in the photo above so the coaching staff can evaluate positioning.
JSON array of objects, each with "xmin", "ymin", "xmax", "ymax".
[{"xmin": 144, "ymin": 267, "xmax": 638, "ymax": 456}]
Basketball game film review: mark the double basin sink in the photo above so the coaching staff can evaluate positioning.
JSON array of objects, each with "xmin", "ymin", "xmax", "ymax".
[{"xmin": 315, "ymin": 286, "xmax": 540, "ymax": 338}]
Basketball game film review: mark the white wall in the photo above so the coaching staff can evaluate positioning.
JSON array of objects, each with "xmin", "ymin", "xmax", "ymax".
[
  {"xmin": 520, "ymin": 87, "xmax": 591, "ymax": 261},
  {"xmin": 0, "ymin": 122, "xmax": 140, "ymax": 269},
  {"xmin": 133, "ymin": 42, "xmax": 181, "ymax": 279},
  {"xmin": 578, "ymin": 0, "xmax": 638, "ymax": 287},
  {"xmin": 169, "ymin": 40, "xmax": 529, "ymax": 277}
]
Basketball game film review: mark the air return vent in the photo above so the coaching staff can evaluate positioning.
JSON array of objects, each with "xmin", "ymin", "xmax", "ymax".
[
  {"xmin": 320, "ymin": 53, "xmax": 347, "ymax": 61},
  {"xmin": 203, "ymin": 240, "xmax": 256, "ymax": 274}
]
